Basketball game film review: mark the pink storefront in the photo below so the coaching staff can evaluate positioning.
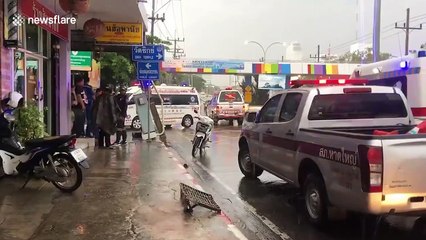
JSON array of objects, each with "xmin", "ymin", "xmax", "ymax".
[{"xmin": 1, "ymin": 0, "xmax": 72, "ymax": 135}]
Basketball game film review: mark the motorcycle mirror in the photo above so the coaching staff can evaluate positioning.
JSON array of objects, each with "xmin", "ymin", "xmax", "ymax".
[{"xmin": 4, "ymin": 113, "xmax": 15, "ymax": 122}]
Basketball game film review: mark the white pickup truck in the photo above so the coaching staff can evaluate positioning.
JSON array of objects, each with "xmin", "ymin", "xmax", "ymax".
[{"xmin": 238, "ymin": 79, "xmax": 426, "ymax": 225}]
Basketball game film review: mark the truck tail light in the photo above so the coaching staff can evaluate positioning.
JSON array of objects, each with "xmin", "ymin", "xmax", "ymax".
[{"xmin": 359, "ymin": 145, "xmax": 383, "ymax": 193}]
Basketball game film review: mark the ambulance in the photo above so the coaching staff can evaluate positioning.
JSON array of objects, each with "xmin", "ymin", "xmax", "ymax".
[
  {"xmin": 351, "ymin": 49, "xmax": 426, "ymax": 119},
  {"xmin": 126, "ymin": 85, "xmax": 201, "ymax": 129}
]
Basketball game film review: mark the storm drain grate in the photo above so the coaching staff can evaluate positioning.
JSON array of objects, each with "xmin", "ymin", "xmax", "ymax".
[{"xmin": 180, "ymin": 183, "xmax": 221, "ymax": 213}]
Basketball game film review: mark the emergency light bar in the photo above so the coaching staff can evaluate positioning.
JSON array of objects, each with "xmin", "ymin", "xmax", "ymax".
[{"xmin": 289, "ymin": 79, "xmax": 368, "ymax": 86}]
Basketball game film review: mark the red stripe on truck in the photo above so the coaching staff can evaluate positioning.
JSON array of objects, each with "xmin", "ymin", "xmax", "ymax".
[{"xmin": 412, "ymin": 108, "xmax": 426, "ymax": 117}]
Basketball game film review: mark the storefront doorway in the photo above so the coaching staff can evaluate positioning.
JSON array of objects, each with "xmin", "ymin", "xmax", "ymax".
[
  {"xmin": 26, "ymin": 56, "xmax": 44, "ymax": 111},
  {"xmin": 14, "ymin": 53, "xmax": 44, "ymax": 113}
]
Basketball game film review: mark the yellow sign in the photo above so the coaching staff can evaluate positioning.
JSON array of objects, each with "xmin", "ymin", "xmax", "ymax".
[
  {"xmin": 244, "ymin": 86, "xmax": 252, "ymax": 103},
  {"xmin": 96, "ymin": 22, "xmax": 143, "ymax": 44},
  {"xmin": 89, "ymin": 60, "xmax": 101, "ymax": 88}
]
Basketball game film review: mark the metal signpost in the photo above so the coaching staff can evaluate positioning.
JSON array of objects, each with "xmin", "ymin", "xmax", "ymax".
[{"xmin": 133, "ymin": 45, "xmax": 165, "ymax": 141}]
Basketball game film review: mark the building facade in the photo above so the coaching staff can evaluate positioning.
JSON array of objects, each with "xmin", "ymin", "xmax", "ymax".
[{"xmin": 1, "ymin": 0, "xmax": 72, "ymax": 135}]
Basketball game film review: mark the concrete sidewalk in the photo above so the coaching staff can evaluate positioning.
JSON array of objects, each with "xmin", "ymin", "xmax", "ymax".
[{"xmin": 0, "ymin": 140, "xmax": 243, "ymax": 240}]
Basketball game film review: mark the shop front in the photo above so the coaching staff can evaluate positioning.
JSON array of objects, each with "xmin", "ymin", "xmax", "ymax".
[{"xmin": 2, "ymin": 0, "xmax": 72, "ymax": 135}]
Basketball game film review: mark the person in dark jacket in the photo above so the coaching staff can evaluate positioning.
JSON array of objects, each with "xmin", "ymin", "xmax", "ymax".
[
  {"xmin": 93, "ymin": 85, "xmax": 117, "ymax": 148},
  {"xmin": 114, "ymin": 86, "xmax": 128, "ymax": 144}
]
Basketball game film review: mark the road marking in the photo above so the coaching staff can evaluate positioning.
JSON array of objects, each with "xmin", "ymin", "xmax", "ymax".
[
  {"xmin": 168, "ymin": 151, "xmax": 173, "ymax": 156},
  {"xmin": 172, "ymin": 157, "xmax": 179, "ymax": 162},
  {"xmin": 228, "ymin": 224, "xmax": 249, "ymax": 240}
]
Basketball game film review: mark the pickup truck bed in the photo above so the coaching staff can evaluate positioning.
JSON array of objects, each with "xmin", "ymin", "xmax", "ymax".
[{"xmin": 301, "ymin": 125, "xmax": 416, "ymax": 137}]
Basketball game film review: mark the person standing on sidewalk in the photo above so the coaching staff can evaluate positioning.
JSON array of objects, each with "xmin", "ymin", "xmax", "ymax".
[
  {"xmin": 71, "ymin": 78, "xmax": 86, "ymax": 137},
  {"xmin": 114, "ymin": 86, "xmax": 128, "ymax": 145},
  {"xmin": 92, "ymin": 88, "xmax": 103, "ymax": 146},
  {"xmin": 84, "ymin": 80, "xmax": 95, "ymax": 137},
  {"xmin": 93, "ymin": 85, "xmax": 117, "ymax": 149}
]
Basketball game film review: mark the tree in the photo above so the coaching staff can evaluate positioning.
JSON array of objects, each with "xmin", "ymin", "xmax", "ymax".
[
  {"xmin": 100, "ymin": 52, "xmax": 135, "ymax": 87},
  {"xmin": 156, "ymin": 74, "xmax": 207, "ymax": 91},
  {"xmin": 146, "ymin": 35, "xmax": 172, "ymax": 51},
  {"xmin": 332, "ymin": 48, "xmax": 392, "ymax": 63}
]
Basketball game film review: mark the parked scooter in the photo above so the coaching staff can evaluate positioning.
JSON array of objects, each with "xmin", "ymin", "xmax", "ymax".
[
  {"xmin": 191, "ymin": 109, "xmax": 214, "ymax": 157},
  {"xmin": 0, "ymin": 92, "xmax": 88, "ymax": 192}
]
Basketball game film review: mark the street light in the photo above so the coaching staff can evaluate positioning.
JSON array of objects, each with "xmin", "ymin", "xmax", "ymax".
[{"xmin": 244, "ymin": 40, "xmax": 287, "ymax": 62}]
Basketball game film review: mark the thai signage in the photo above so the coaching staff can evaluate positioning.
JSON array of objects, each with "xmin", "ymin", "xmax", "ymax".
[
  {"xmin": 70, "ymin": 51, "xmax": 92, "ymax": 71},
  {"xmin": 20, "ymin": 0, "xmax": 70, "ymax": 40},
  {"xmin": 162, "ymin": 60, "xmax": 245, "ymax": 70},
  {"xmin": 96, "ymin": 22, "xmax": 143, "ymax": 44}
]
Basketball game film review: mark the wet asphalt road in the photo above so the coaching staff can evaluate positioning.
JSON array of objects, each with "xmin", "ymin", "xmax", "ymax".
[
  {"xmin": 1, "ymin": 123, "xmax": 426, "ymax": 240},
  {"xmin": 165, "ymin": 121, "xmax": 426, "ymax": 240}
]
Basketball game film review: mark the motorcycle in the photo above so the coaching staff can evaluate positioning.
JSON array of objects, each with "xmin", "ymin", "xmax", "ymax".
[
  {"xmin": 0, "ymin": 110, "xmax": 89, "ymax": 193},
  {"xmin": 191, "ymin": 109, "xmax": 214, "ymax": 157}
]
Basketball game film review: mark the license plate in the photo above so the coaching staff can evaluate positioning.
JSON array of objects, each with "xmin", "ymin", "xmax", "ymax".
[{"xmin": 70, "ymin": 148, "xmax": 87, "ymax": 163}]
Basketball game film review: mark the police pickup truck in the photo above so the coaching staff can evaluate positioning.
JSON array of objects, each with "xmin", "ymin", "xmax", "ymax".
[{"xmin": 238, "ymin": 79, "xmax": 426, "ymax": 225}]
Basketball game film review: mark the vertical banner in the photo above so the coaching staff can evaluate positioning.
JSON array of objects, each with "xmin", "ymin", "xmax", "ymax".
[
  {"xmin": 89, "ymin": 60, "xmax": 101, "ymax": 88},
  {"xmin": 3, "ymin": 0, "xmax": 21, "ymax": 47}
]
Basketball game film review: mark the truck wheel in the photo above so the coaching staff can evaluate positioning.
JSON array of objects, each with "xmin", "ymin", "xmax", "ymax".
[
  {"xmin": 238, "ymin": 150, "xmax": 263, "ymax": 178},
  {"xmin": 303, "ymin": 173, "xmax": 328, "ymax": 226}
]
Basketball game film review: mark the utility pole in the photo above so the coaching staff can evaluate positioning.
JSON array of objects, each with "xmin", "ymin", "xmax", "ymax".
[
  {"xmin": 167, "ymin": 37, "xmax": 185, "ymax": 59},
  {"xmin": 148, "ymin": 0, "xmax": 166, "ymax": 41},
  {"xmin": 395, "ymin": 8, "xmax": 423, "ymax": 55},
  {"xmin": 310, "ymin": 45, "xmax": 324, "ymax": 62},
  {"xmin": 373, "ymin": 0, "xmax": 381, "ymax": 62}
]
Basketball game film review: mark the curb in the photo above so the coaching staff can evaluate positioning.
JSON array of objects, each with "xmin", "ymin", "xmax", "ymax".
[{"xmin": 76, "ymin": 138, "xmax": 95, "ymax": 150}]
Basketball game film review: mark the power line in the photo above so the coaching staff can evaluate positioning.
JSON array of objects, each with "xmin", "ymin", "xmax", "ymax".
[
  {"xmin": 179, "ymin": 0, "xmax": 185, "ymax": 39},
  {"xmin": 167, "ymin": 37, "xmax": 185, "ymax": 59},
  {"xmin": 395, "ymin": 8, "xmax": 423, "ymax": 55},
  {"xmin": 155, "ymin": 0, "xmax": 172, "ymax": 14},
  {"xmin": 329, "ymin": 13, "xmax": 426, "ymax": 53},
  {"xmin": 171, "ymin": 0, "xmax": 178, "ymax": 36}
]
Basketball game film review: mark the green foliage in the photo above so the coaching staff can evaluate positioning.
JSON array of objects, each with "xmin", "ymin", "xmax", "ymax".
[
  {"xmin": 147, "ymin": 35, "xmax": 172, "ymax": 50},
  {"xmin": 15, "ymin": 101, "xmax": 46, "ymax": 141},
  {"xmin": 100, "ymin": 52, "xmax": 135, "ymax": 87},
  {"xmin": 332, "ymin": 48, "xmax": 392, "ymax": 63}
]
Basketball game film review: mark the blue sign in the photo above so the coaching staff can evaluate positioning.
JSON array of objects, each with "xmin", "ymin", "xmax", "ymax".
[
  {"xmin": 137, "ymin": 61, "xmax": 160, "ymax": 80},
  {"xmin": 182, "ymin": 60, "xmax": 245, "ymax": 70},
  {"xmin": 132, "ymin": 45, "xmax": 165, "ymax": 61}
]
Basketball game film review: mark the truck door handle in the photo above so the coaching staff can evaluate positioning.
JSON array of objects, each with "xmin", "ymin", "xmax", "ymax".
[
  {"xmin": 265, "ymin": 129, "xmax": 272, "ymax": 134},
  {"xmin": 286, "ymin": 131, "xmax": 294, "ymax": 136}
]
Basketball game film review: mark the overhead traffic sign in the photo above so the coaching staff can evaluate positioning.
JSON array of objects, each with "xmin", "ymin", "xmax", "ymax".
[
  {"xmin": 132, "ymin": 45, "xmax": 165, "ymax": 61},
  {"xmin": 137, "ymin": 61, "xmax": 160, "ymax": 80}
]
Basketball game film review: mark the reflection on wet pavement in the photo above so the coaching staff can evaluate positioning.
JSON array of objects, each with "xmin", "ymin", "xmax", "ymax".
[{"xmin": 0, "ymin": 141, "xmax": 242, "ymax": 240}]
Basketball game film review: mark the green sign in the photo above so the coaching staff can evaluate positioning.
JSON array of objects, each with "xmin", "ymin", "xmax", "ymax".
[{"xmin": 70, "ymin": 51, "xmax": 92, "ymax": 71}]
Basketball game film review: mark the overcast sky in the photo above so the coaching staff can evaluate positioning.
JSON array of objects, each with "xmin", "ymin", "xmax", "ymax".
[{"xmin": 148, "ymin": 0, "xmax": 426, "ymax": 85}]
